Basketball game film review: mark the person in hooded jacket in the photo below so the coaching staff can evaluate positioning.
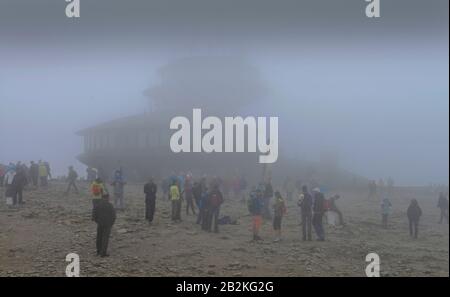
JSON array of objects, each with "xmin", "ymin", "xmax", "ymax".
[
  {"xmin": 93, "ymin": 194, "xmax": 116, "ymax": 257},
  {"xmin": 407, "ymin": 199, "xmax": 422, "ymax": 239}
]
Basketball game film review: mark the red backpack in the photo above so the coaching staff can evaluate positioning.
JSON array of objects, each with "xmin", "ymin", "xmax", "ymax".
[{"xmin": 210, "ymin": 192, "xmax": 223, "ymax": 207}]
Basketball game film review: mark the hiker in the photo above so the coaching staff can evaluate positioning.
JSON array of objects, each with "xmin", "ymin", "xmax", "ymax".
[
  {"xmin": 263, "ymin": 179, "xmax": 274, "ymax": 220},
  {"xmin": 437, "ymin": 192, "xmax": 449, "ymax": 224},
  {"xmin": 4, "ymin": 165, "xmax": 17, "ymax": 206},
  {"xmin": 231, "ymin": 175, "xmax": 241, "ymax": 200},
  {"xmin": 65, "ymin": 166, "xmax": 79, "ymax": 195},
  {"xmin": 197, "ymin": 185, "xmax": 209, "ymax": 226},
  {"xmin": 86, "ymin": 167, "xmax": 97, "ymax": 184},
  {"xmin": 368, "ymin": 181, "xmax": 377, "ymax": 200},
  {"xmin": 38, "ymin": 161, "xmax": 49, "ymax": 187},
  {"xmin": 170, "ymin": 180, "xmax": 182, "ymax": 222},
  {"xmin": 29, "ymin": 161, "xmax": 39, "ymax": 187},
  {"xmin": 283, "ymin": 177, "xmax": 295, "ymax": 201},
  {"xmin": 144, "ymin": 178, "xmax": 157, "ymax": 223},
  {"xmin": 0, "ymin": 164, "xmax": 5, "ymax": 187},
  {"xmin": 298, "ymin": 185, "xmax": 313, "ymax": 241},
  {"xmin": 193, "ymin": 181, "xmax": 202, "ymax": 222},
  {"xmin": 239, "ymin": 175, "xmax": 248, "ymax": 202},
  {"xmin": 111, "ymin": 168, "xmax": 126, "ymax": 210},
  {"xmin": 312, "ymin": 188, "xmax": 325, "ymax": 241},
  {"xmin": 162, "ymin": 177, "xmax": 170, "ymax": 200},
  {"xmin": 248, "ymin": 187, "xmax": 264, "ymax": 241},
  {"xmin": 206, "ymin": 184, "xmax": 224, "ymax": 233},
  {"xmin": 93, "ymin": 194, "xmax": 116, "ymax": 257},
  {"xmin": 329, "ymin": 195, "xmax": 345, "ymax": 226},
  {"xmin": 407, "ymin": 199, "xmax": 422, "ymax": 239},
  {"xmin": 90, "ymin": 178, "xmax": 107, "ymax": 220},
  {"xmin": 184, "ymin": 174, "xmax": 196, "ymax": 215},
  {"xmin": 13, "ymin": 165, "xmax": 27, "ymax": 205},
  {"xmin": 381, "ymin": 197, "xmax": 392, "ymax": 229},
  {"xmin": 273, "ymin": 191, "xmax": 286, "ymax": 242}
]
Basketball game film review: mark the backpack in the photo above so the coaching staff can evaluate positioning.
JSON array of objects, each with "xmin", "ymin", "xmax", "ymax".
[
  {"xmin": 323, "ymin": 199, "xmax": 331, "ymax": 211},
  {"xmin": 92, "ymin": 183, "xmax": 103, "ymax": 196},
  {"xmin": 248, "ymin": 196, "xmax": 258, "ymax": 214},
  {"xmin": 210, "ymin": 192, "xmax": 223, "ymax": 207}
]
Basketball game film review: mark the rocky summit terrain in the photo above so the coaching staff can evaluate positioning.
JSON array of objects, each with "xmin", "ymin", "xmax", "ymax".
[{"xmin": 0, "ymin": 182, "xmax": 448, "ymax": 277}]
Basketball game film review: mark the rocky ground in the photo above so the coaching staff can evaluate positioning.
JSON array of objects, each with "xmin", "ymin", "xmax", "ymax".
[{"xmin": 0, "ymin": 181, "xmax": 448, "ymax": 277}]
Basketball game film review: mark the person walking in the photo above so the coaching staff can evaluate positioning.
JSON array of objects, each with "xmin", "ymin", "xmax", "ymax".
[{"xmin": 65, "ymin": 166, "xmax": 79, "ymax": 195}]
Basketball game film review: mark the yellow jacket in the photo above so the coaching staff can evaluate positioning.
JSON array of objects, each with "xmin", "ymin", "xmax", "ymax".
[
  {"xmin": 90, "ymin": 181, "xmax": 106, "ymax": 199},
  {"xmin": 170, "ymin": 185, "xmax": 180, "ymax": 200}
]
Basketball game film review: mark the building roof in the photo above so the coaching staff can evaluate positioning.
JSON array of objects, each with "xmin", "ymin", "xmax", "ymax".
[{"xmin": 76, "ymin": 113, "xmax": 165, "ymax": 136}]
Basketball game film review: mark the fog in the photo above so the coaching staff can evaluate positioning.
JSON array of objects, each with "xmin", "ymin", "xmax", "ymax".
[{"xmin": 0, "ymin": 0, "xmax": 448, "ymax": 185}]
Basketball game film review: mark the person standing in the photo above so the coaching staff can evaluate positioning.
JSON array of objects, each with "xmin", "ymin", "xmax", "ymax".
[
  {"xmin": 329, "ymin": 194, "xmax": 345, "ymax": 226},
  {"xmin": 29, "ymin": 161, "xmax": 39, "ymax": 187},
  {"xmin": 437, "ymin": 192, "xmax": 449, "ymax": 224},
  {"xmin": 298, "ymin": 185, "xmax": 313, "ymax": 241},
  {"xmin": 248, "ymin": 187, "xmax": 264, "ymax": 241},
  {"xmin": 111, "ymin": 168, "xmax": 126, "ymax": 210},
  {"xmin": 407, "ymin": 199, "xmax": 422, "ymax": 239},
  {"xmin": 312, "ymin": 188, "xmax": 325, "ymax": 241},
  {"xmin": 4, "ymin": 165, "xmax": 17, "ymax": 206},
  {"xmin": 38, "ymin": 161, "xmax": 49, "ymax": 187},
  {"xmin": 86, "ymin": 167, "xmax": 97, "ymax": 184},
  {"xmin": 273, "ymin": 191, "xmax": 286, "ymax": 242},
  {"xmin": 65, "ymin": 166, "xmax": 79, "ymax": 195},
  {"xmin": 263, "ymin": 179, "xmax": 274, "ymax": 220},
  {"xmin": 93, "ymin": 194, "xmax": 116, "ymax": 257},
  {"xmin": 206, "ymin": 184, "xmax": 224, "ymax": 233},
  {"xmin": 184, "ymin": 175, "xmax": 196, "ymax": 215},
  {"xmin": 381, "ymin": 197, "xmax": 392, "ymax": 229},
  {"xmin": 170, "ymin": 181, "xmax": 182, "ymax": 222},
  {"xmin": 90, "ymin": 178, "xmax": 106, "ymax": 220},
  {"xmin": 13, "ymin": 165, "xmax": 27, "ymax": 205},
  {"xmin": 144, "ymin": 178, "xmax": 157, "ymax": 223}
]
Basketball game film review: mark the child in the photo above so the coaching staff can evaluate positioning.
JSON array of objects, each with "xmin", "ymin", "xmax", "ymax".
[{"xmin": 273, "ymin": 191, "xmax": 287, "ymax": 242}]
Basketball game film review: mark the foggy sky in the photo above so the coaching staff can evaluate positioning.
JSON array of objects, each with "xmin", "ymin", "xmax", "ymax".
[{"xmin": 0, "ymin": 0, "xmax": 448, "ymax": 185}]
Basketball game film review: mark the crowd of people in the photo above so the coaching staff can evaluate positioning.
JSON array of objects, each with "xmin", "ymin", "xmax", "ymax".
[{"xmin": 0, "ymin": 161, "xmax": 448, "ymax": 258}]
